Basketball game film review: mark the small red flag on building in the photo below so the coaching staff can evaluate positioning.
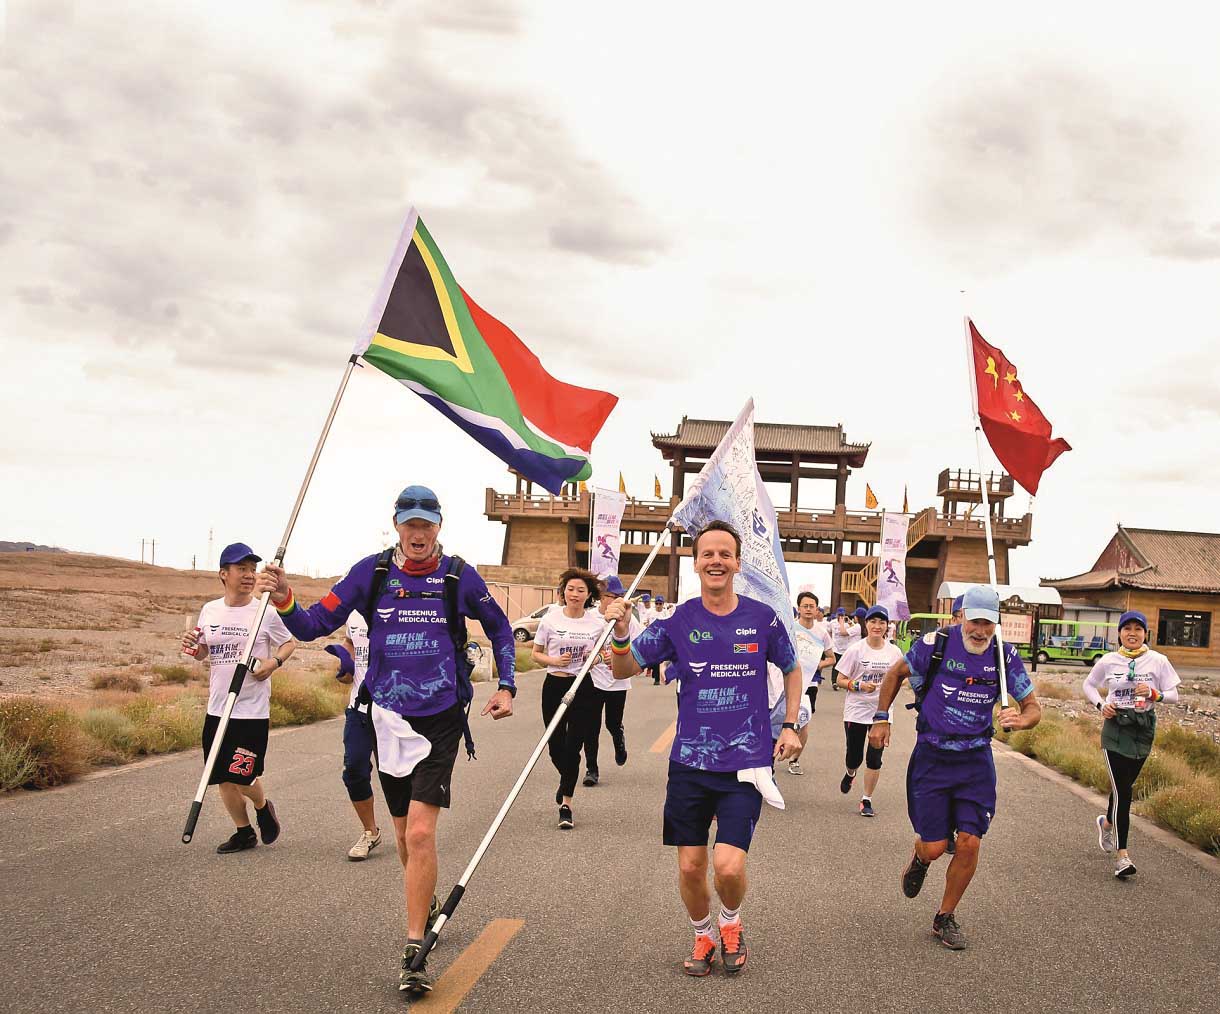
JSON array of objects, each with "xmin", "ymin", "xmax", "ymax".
[{"xmin": 967, "ymin": 319, "xmax": 1071, "ymax": 496}]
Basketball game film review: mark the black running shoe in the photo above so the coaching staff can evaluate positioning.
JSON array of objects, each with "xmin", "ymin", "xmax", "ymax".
[
  {"xmin": 399, "ymin": 941, "xmax": 433, "ymax": 994},
  {"xmin": 216, "ymin": 826, "xmax": 257, "ymax": 854},
  {"xmin": 902, "ymin": 851, "xmax": 930, "ymax": 898},
  {"xmin": 613, "ymin": 729, "xmax": 627, "ymax": 766},
  {"xmin": 859, "ymin": 799, "xmax": 875, "ymax": 818},
  {"xmin": 255, "ymin": 799, "xmax": 281, "ymax": 845},
  {"xmin": 932, "ymin": 912, "xmax": 966, "ymax": 950},
  {"xmin": 558, "ymin": 804, "xmax": 574, "ymax": 830},
  {"xmin": 583, "ymin": 769, "xmax": 599, "ymax": 787},
  {"xmin": 839, "ymin": 772, "xmax": 855, "ymax": 795}
]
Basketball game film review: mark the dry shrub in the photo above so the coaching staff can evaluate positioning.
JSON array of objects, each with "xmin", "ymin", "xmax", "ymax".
[
  {"xmin": 1034, "ymin": 679, "xmax": 1075, "ymax": 701},
  {"xmin": 1141, "ymin": 780, "xmax": 1220, "ymax": 855},
  {"xmin": 90, "ymin": 672, "xmax": 144, "ymax": 693},
  {"xmin": 151, "ymin": 664, "xmax": 192, "ymax": 686},
  {"xmin": 0, "ymin": 698, "xmax": 91, "ymax": 789},
  {"xmin": 1156, "ymin": 724, "xmax": 1220, "ymax": 779},
  {"xmin": 0, "ymin": 728, "xmax": 40, "ymax": 792},
  {"xmin": 515, "ymin": 647, "xmax": 540, "ymax": 672},
  {"xmin": 270, "ymin": 676, "xmax": 345, "ymax": 727}
]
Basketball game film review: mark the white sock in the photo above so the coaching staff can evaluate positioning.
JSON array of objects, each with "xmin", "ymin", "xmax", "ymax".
[
  {"xmin": 718, "ymin": 904, "xmax": 741, "ymax": 927},
  {"xmin": 691, "ymin": 913, "xmax": 714, "ymax": 938},
  {"xmin": 862, "ymin": 795, "xmax": 871, "ymax": 803}
]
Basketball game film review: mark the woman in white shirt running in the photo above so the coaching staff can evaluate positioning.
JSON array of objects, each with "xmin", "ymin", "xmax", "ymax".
[
  {"xmin": 532, "ymin": 568, "xmax": 605, "ymax": 830},
  {"xmin": 1082, "ymin": 610, "xmax": 1180, "ymax": 878}
]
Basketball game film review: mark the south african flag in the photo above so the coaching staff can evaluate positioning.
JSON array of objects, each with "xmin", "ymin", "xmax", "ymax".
[{"xmin": 354, "ymin": 208, "xmax": 618, "ymax": 493}]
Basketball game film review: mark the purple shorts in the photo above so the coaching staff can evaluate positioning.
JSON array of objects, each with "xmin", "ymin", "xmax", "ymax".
[{"xmin": 906, "ymin": 740, "xmax": 997, "ymax": 843}]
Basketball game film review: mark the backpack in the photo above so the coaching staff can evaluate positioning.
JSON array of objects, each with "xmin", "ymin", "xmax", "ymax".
[
  {"xmin": 905, "ymin": 627, "xmax": 1001, "ymax": 739},
  {"xmin": 357, "ymin": 549, "xmax": 478, "ymax": 760}
]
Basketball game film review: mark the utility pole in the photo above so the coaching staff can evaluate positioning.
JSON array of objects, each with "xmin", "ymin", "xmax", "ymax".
[
  {"xmin": 207, "ymin": 527, "xmax": 214, "ymax": 569},
  {"xmin": 151, "ymin": 539, "xmax": 156, "ymax": 566}
]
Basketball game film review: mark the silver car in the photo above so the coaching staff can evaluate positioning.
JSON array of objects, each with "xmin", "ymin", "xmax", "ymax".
[{"xmin": 511, "ymin": 605, "xmax": 553, "ymax": 643}]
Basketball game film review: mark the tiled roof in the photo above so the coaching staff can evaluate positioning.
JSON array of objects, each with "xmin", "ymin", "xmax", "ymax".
[
  {"xmin": 652, "ymin": 418, "xmax": 870, "ymax": 464},
  {"xmin": 1042, "ymin": 526, "xmax": 1220, "ymax": 594}
]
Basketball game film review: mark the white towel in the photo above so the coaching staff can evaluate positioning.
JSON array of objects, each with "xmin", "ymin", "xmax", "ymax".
[
  {"xmin": 737, "ymin": 766, "xmax": 785, "ymax": 810},
  {"xmin": 371, "ymin": 703, "xmax": 432, "ymax": 778}
]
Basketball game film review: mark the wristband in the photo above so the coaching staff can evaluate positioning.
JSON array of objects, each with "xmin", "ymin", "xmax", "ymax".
[
  {"xmin": 1150, "ymin": 687, "xmax": 1161, "ymax": 703},
  {"xmin": 272, "ymin": 588, "xmax": 296, "ymax": 614},
  {"xmin": 781, "ymin": 721, "xmax": 798, "ymax": 732},
  {"xmin": 873, "ymin": 711, "xmax": 890, "ymax": 722},
  {"xmin": 497, "ymin": 682, "xmax": 517, "ymax": 699},
  {"xmin": 851, "ymin": 678, "xmax": 861, "ymax": 692},
  {"xmin": 610, "ymin": 643, "xmax": 632, "ymax": 656},
  {"xmin": 610, "ymin": 633, "xmax": 631, "ymax": 649}
]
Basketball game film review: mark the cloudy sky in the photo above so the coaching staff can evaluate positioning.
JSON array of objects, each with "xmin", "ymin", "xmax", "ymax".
[{"xmin": 3, "ymin": 0, "xmax": 1219, "ymax": 602}]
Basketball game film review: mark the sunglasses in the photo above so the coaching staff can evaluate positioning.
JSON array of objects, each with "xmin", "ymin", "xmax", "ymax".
[{"xmin": 396, "ymin": 497, "xmax": 441, "ymax": 513}]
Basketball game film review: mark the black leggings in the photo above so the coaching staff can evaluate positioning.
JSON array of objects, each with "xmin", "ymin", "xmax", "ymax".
[
  {"xmin": 542, "ymin": 673, "xmax": 598, "ymax": 799},
  {"xmin": 583, "ymin": 686, "xmax": 627, "ymax": 771},
  {"xmin": 1103, "ymin": 749, "xmax": 1147, "ymax": 850},
  {"xmin": 844, "ymin": 721, "xmax": 884, "ymax": 771},
  {"xmin": 805, "ymin": 684, "xmax": 819, "ymax": 715}
]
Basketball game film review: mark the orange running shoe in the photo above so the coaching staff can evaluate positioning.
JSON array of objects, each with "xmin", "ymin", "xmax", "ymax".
[
  {"xmin": 720, "ymin": 920, "xmax": 747, "ymax": 974},
  {"xmin": 684, "ymin": 934, "xmax": 717, "ymax": 977}
]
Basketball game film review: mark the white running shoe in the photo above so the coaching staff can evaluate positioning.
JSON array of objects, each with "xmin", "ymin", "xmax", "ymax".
[
  {"xmin": 1096, "ymin": 815, "xmax": 1115, "ymax": 853},
  {"xmin": 1114, "ymin": 855, "xmax": 1137, "ymax": 879},
  {"xmin": 348, "ymin": 828, "xmax": 381, "ymax": 861},
  {"xmin": 787, "ymin": 760, "xmax": 804, "ymax": 776}
]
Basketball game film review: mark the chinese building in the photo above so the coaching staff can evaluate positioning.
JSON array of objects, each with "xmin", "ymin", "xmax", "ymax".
[{"xmin": 1041, "ymin": 526, "xmax": 1220, "ymax": 667}]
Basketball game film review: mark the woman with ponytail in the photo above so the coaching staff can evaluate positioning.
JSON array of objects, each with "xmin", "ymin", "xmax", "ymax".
[{"xmin": 1082, "ymin": 611, "xmax": 1180, "ymax": 878}]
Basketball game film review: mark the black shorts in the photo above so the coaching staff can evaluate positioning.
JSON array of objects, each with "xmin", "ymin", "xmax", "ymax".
[
  {"xmin": 202, "ymin": 714, "xmax": 269, "ymax": 786},
  {"xmin": 377, "ymin": 703, "xmax": 465, "ymax": 818}
]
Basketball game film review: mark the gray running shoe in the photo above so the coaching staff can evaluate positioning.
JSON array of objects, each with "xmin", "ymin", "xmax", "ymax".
[
  {"xmin": 902, "ymin": 851, "xmax": 930, "ymax": 898},
  {"xmin": 347, "ymin": 828, "xmax": 380, "ymax": 861},
  {"xmin": 1115, "ymin": 855, "xmax": 1137, "ymax": 879},
  {"xmin": 1096, "ymin": 815, "xmax": 1115, "ymax": 854},
  {"xmin": 787, "ymin": 759, "xmax": 804, "ymax": 776},
  {"xmin": 399, "ymin": 941, "xmax": 433, "ymax": 994},
  {"xmin": 583, "ymin": 769, "xmax": 599, "ymax": 787},
  {"xmin": 932, "ymin": 912, "xmax": 966, "ymax": 950}
]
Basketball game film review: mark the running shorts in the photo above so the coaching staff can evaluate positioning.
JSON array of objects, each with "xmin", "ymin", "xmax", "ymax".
[
  {"xmin": 663, "ymin": 760, "xmax": 763, "ymax": 853},
  {"xmin": 202, "ymin": 714, "xmax": 269, "ymax": 786},
  {"xmin": 377, "ymin": 703, "xmax": 465, "ymax": 817},
  {"xmin": 906, "ymin": 740, "xmax": 997, "ymax": 842}
]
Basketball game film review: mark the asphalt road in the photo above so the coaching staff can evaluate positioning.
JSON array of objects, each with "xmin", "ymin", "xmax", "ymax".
[{"xmin": 2, "ymin": 674, "xmax": 1217, "ymax": 1014}]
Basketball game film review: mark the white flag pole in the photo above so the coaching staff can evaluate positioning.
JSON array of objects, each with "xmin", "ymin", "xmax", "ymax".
[{"xmin": 964, "ymin": 317, "xmax": 1011, "ymax": 710}]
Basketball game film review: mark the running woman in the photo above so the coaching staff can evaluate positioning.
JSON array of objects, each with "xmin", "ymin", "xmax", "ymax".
[
  {"xmin": 326, "ymin": 610, "xmax": 383, "ymax": 861},
  {"xmin": 532, "ymin": 567, "xmax": 603, "ymax": 826},
  {"xmin": 835, "ymin": 604, "xmax": 902, "ymax": 815},
  {"xmin": 787, "ymin": 592, "xmax": 834, "ymax": 776},
  {"xmin": 582, "ymin": 575, "xmax": 642, "ymax": 783},
  {"xmin": 869, "ymin": 585, "xmax": 1041, "ymax": 949},
  {"xmin": 829, "ymin": 607, "xmax": 854, "ymax": 691},
  {"xmin": 254, "ymin": 484, "xmax": 517, "ymax": 995},
  {"xmin": 606, "ymin": 520, "xmax": 802, "ymax": 977},
  {"xmin": 181, "ymin": 542, "xmax": 296, "ymax": 854},
  {"xmin": 1083, "ymin": 610, "xmax": 1180, "ymax": 878}
]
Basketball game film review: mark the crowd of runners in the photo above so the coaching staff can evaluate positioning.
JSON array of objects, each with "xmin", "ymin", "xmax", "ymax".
[{"xmin": 179, "ymin": 482, "xmax": 1183, "ymax": 994}]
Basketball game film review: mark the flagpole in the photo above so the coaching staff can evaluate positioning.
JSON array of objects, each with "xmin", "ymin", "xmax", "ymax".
[
  {"xmin": 963, "ymin": 317, "xmax": 1011, "ymax": 711},
  {"xmin": 411, "ymin": 521, "xmax": 676, "ymax": 970},
  {"xmin": 181, "ymin": 354, "xmax": 361, "ymax": 844},
  {"xmin": 586, "ymin": 486, "xmax": 595, "ymax": 571}
]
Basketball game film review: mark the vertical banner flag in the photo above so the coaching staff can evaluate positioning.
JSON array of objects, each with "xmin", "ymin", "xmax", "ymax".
[
  {"xmin": 876, "ymin": 512, "xmax": 911, "ymax": 621},
  {"xmin": 654, "ymin": 474, "xmax": 663, "ymax": 499},
  {"xmin": 589, "ymin": 487, "xmax": 627, "ymax": 578},
  {"xmin": 353, "ymin": 207, "xmax": 618, "ymax": 494},
  {"xmin": 968, "ymin": 319, "xmax": 1071, "ymax": 496},
  {"xmin": 902, "ymin": 484, "xmax": 909, "ymax": 514},
  {"xmin": 672, "ymin": 400, "xmax": 798, "ymax": 707},
  {"xmin": 865, "ymin": 484, "xmax": 879, "ymax": 509},
  {"xmin": 618, "ymin": 472, "xmax": 627, "ymax": 494}
]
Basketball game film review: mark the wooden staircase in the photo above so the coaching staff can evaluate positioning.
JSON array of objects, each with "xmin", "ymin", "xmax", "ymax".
[{"xmin": 840, "ymin": 507, "xmax": 935, "ymax": 606}]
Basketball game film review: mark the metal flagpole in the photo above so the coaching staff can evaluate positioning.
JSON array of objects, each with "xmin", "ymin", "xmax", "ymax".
[
  {"xmin": 412, "ymin": 522, "xmax": 677, "ymax": 969},
  {"xmin": 963, "ymin": 317, "xmax": 1011, "ymax": 712},
  {"xmin": 181, "ymin": 355, "xmax": 361, "ymax": 843}
]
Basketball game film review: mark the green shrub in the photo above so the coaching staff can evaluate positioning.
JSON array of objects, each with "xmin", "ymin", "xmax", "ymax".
[
  {"xmin": 1142, "ymin": 781, "xmax": 1220, "ymax": 855},
  {"xmin": 1155, "ymin": 724, "xmax": 1220, "ymax": 780},
  {"xmin": 151, "ymin": 664, "xmax": 192, "ymax": 685},
  {"xmin": 270, "ymin": 677, "xmax": 345, "ymax": 727},
  {"xmin": 0, "ymin": 698, "xmax": 91, "ymax": 789},
  {"xmin": 0, "ymin": 726, "xmax": 40, "ymax": 792},
  {"xmin": 515, "ymin": 647, "xmax": 540, "ymax": 672},
  {"xmin": 90, "ymin": 672, "xmax": 144, "ymax": 693}
]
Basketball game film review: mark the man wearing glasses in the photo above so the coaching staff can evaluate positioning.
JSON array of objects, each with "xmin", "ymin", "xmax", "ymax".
[{"xmin": 255, "ymin": 484, "xmax": 517, "ymax": 996}]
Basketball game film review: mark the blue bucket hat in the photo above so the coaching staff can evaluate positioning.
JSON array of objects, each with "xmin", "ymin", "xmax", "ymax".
[
  {"xmin": 394, "ymin": 484, "xmax": 442, "ymax": 526},
  {"xmin": 602, "ymin": 575, "xmax": 626, "ymax": 597},
  {"xmin": 1117, "ymin": 610, "xmax": 1148, "ymax": 633},
  {"xmin": 219, "ymin": 542, "xmax": 261, "ymax": 566},
  {"xmin": 962, "ymin": 585, "xmax": 1001, "ymax": 623},
  {"xmin": 865, "ymin": 605, "xmax": 889, "ymax": 622}
]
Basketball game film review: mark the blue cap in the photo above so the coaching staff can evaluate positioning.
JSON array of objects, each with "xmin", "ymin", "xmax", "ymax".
[
  {"xmin": 952, "ymin": 595, "xmax": 964, "ymax": 614},
  {"xmin": 1118, "ymin": 610, "xmax": 1148, "ymax": 632},
  {"xmin": 962, "ymin": 585, "xmax": 1000, "ymax": 623},
  {"xmin": 640, "ymin": 591, "xmax": 652, "ymax": 600},
  {"xmin": 324, "ymin": 643, "xmax": 354, "ymax": 676},
  {"xmin": 656, "ymin": 595, "xmax": 665, "ymax": 603},
  {"xmin": 854, "ymin": 607, "xmax": 867, "ymax": 620},
  {"xmin": 602, "ymin": 575, "xmax": 626, "ymax": 597},
  {"xmin": 865, "ymin": 605, "xmax": 889, "ymax": 622},
  {"xmin": 394, "ymin": 484, "xmax": 442, "ymax": 525},
  {"xmin": 219, "ymin": 542, "xmax": 261, "ymax": 566},
  {"xmin": 835, "ymin": 607, "xmax": 846, "ymax": 616}
]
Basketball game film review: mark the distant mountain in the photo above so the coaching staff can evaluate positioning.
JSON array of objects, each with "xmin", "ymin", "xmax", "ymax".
[{"xmin": 0, "ymin": 541, "xmax": 67, "ymax": 553}]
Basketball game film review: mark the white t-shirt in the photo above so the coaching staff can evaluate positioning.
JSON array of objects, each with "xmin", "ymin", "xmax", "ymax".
[
  {"xmin": 197, "ymin": 597, "xmax": 293, "ymax": 720},
  {"xmin": 534, "ymin": 608, "xmax": 606, "ymax": 676},
  {"xmin": 347, "ymin": 611, "xmax": 370, "ymax": 708},
  {"xmin": 639, "ymin": 604, "xmax": 657, "ymax": 626},
  {"xmin": 836, "ymin": 637, "xmax": 903, "ymax": 725},
  {"xmin": 1085, "ymin": 650, "xmax": 1181, "ymax": 710},
  {"xmin": 794, "ymin": 623, "xmax": 830, "ymax": 692},
  {"xmin": 590, "ymin": 616, "xmax": 642, "ymax": 691},
  {"xmin": 830, "ymin": 618, "xmax": 855, "ymax": 654}
]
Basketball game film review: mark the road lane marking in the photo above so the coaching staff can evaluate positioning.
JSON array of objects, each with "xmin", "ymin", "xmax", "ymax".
[
  {"xmin": 650, "ymin": 721, "xmax": 677, "ymax": 754},
  {"xmin": 427, "ymin": 918, "xmax": 525, "ymax": 1012}
]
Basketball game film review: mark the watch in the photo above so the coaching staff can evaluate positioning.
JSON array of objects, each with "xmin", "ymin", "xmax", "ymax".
[
  {"xmin": 781, "ymin": 721, "xmax": 798, "ymax": 731},
  {"xmin": 498, "ymin": 682, "xmax": 517, "ymax": 699}
]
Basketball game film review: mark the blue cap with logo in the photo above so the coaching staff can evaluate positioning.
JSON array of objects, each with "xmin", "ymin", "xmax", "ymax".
[
  {"xmin": 394, "ymin": 485, "xmax": 442, "ymax": 526},
  {"xmin": 1118, "ymin": 610, "xmax": 1148, "ymax": 633},
  {"xmin": 962, "ymin": 585, "xmax": 1001, "ymax": 623},
  {"xmin": 640, "ymin": 591, "xmax": 652, "ymax": 601},
  {"xmin": 219, "ymin": 542, "xmax": 261, "ymax": 567},
  {"xmin": 602, "ymin": 575, "xmax": 626, "ymax": 597},
  {"xmin": 865, "ymin": 604, "xmax": 889, "ymax": 622}
]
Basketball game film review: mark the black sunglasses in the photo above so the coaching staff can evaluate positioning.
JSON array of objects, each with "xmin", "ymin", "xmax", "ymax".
[{"xmin": 396, "ymin": 497, "xmax": 442, "ymax": 513}]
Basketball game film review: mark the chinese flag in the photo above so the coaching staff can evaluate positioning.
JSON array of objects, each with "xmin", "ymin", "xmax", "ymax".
[{"xmin": 968, "ymin": 319, "xmax": 1071, "ymax": 495}]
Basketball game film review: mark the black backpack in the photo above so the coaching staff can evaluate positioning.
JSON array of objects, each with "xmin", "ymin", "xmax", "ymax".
[
  {"xmin": 357, "ymin": 549, "xmax": 478, "ymax": 760},
  {"xmin": 906, "ymin": 627, "xmax": 1001, "ymax": 738}
]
